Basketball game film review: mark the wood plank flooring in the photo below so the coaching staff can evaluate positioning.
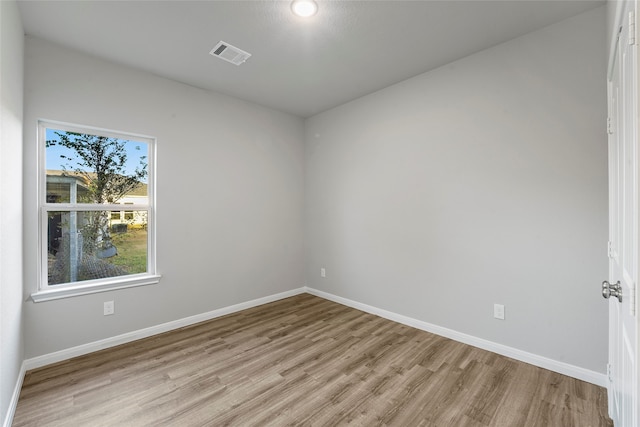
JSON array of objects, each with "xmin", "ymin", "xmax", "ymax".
[{"xmin": 13, "ymin": 294, "xmax": 612, "ymax": 426}]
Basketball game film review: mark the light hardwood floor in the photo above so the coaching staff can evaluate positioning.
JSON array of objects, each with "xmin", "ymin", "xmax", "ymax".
[{"xmin": 13, "ymin": 294, "xmax": 612, "ymax": 426}]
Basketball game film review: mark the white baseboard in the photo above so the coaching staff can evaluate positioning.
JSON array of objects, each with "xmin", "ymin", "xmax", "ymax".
[
  {"xmin": 304, "ymin": 287, "xmax": 607, "ymax": 387},
  {"xmin": 9, "ymin": 290, "xmax": 304, "ymax": 427},
  {"xmin": 3, "ymin": 361, "xmax": 26, "ymax": 427},
  {"xmin": 11, "ymin": 284, "xmax": 605, "ymax": 427},
  {"xmin": 24, "ymin": 287, "xmax": 306, "ymax": 371}
]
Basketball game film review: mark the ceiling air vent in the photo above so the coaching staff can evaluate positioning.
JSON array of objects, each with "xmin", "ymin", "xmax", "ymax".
[{"xmin": 209, "ymin": 41, "xmax": 251, "ymax": 66}]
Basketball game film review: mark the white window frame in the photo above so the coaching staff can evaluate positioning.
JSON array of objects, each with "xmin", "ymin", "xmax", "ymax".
[{"xmin": 32, "ymin": 120, "xmax": 160, "ymax": 302}]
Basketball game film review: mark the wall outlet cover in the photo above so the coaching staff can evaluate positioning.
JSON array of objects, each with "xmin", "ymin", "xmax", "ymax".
[{"xmin": 104, "ymin": 301, "xmax": 115, "ymax": 316}]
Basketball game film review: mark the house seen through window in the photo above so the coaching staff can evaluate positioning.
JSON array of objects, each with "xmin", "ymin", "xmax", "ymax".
[{"xmin": 37, "ymin": 121, "xmax": 158, "ymax": 299}]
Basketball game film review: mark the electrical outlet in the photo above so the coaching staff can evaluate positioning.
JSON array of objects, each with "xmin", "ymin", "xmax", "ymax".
[
  {"xmin": 320, "ymin": 267, "xmax": 326, "ymax": 278},
  {"xmin": 494, "ymin": 303, "xmax": 505, "ymax": 320},
  {"xmin": 104, "ymin": 301, "xmax": 115, "ymax": 316}
]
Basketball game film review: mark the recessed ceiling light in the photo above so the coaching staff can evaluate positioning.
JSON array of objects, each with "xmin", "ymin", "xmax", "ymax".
[{"xmin": 291, "ymin": 0, "xmax": 318, "ymax": 18}]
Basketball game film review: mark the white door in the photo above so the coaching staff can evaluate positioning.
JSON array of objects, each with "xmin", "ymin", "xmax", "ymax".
[{"xmin": 607, "ymin": 4, "xmax": 638, "ymax": 426}]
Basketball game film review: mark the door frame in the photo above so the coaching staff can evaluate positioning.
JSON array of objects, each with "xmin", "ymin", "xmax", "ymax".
[{"xmin": 607, "ymin": 0, "xmax": 639, "ymax": 424}]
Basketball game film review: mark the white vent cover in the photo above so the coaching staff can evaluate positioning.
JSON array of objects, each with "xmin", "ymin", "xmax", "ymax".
[{"xmin": 209, "ymin": 41, "xmax": 251, "ymax": 66}]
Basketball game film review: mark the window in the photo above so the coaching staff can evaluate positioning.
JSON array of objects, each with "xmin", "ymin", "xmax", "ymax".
[{"xmin": 33, "ymin": 121, "xmax": 160, "ymax": 302}]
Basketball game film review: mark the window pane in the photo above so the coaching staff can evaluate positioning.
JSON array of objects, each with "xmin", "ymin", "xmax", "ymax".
[
  {"xmin": 46, "ymin": 173, "xmax": 93, "ymax": 203},
  {"xmin": 47, "ymin": 210, "xmax": 148, "ymax": 286},
  {"xmin": 45, "ymin": 128, "xmax": 149, "ymax": 204}
]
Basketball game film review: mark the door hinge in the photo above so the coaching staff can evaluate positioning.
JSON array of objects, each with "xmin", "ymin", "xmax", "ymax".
[
  {"xmin": 608, "ymin": 241, "xmax": 615, "ymax": 258},
  {"xmin": 631, "ymin": 283, "xmax": 636, "ymax": 316},
  {"xmin": 607, "ymin": 363, "xmax": 613, "ymax": 382},
  {"xmin": 629, "ymin": 11, "xmax": 636, "ymax": 45},
  {"xmin": 607, "ymin": 116, "xmax": 613, "ymax": 134}
]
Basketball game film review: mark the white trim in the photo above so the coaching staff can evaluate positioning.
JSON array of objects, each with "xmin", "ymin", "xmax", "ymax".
[
  {"xmin": 37, "ymin": 119, "xmax": 158, "ymax": 296},
  {"xmin": 30, "ymin": 273, "xmax": 162, "ymax": 302},
  {"xmin": 24, "ymin": 287, "xmax": 306, "ymax": 370},
  {"xmin": 15, "ymin": 284, "xmax": 606, "ymax": 425},
  {"xmin": 42, "ymin": 204, "xmax": 150, "ymax": 212},
  {"xmin": 37, "ymin": 118, "xmax": 156, "ymax": 142},
  {"xmin": 305, "ymin": 287, "xmax": 608, "ymax": 387},
  {"xmin": 3, "ymin": 361, "xmax": 26, "ymax": 427},
  {"xmin": 10, "ymin": 286, "xmax": 607, "ymax": 426}
]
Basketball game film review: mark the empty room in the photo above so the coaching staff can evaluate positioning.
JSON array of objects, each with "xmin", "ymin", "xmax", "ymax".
[{"xmin": 1, "ymin": 0, "xmax": 637, "ymax": 426}]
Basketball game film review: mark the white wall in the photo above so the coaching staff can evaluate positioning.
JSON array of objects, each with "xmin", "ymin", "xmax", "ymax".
[
  {"xmin": 305, "ymin": 7, "xmax": 608, "ymax": 373},
  {"xmin": 23, "ymin": 36, "xmax": 305, "ymax": 358},
  {"xmin": 19, "ymin": 2, "xmax": 608, "ymax": 380},
  {"xmin": 0, "ymin": 0, "xmax": 24, "ymax": 423}
]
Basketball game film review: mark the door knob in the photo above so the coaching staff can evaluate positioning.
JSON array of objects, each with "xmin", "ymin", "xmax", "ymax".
[{"xmin": 602, "ymin": 280, "xmax": 623, "ymax": 303}]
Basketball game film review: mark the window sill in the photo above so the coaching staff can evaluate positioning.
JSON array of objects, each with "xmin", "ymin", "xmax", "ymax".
[{"xmin": 30, "ymin": 274, "xmax": 162, "ymax": 302}]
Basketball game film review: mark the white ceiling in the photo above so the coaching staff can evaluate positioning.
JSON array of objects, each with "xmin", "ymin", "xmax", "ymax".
[{"xmin": 18, "ymin": 0, "xmax": 604, "ymax": 118}]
